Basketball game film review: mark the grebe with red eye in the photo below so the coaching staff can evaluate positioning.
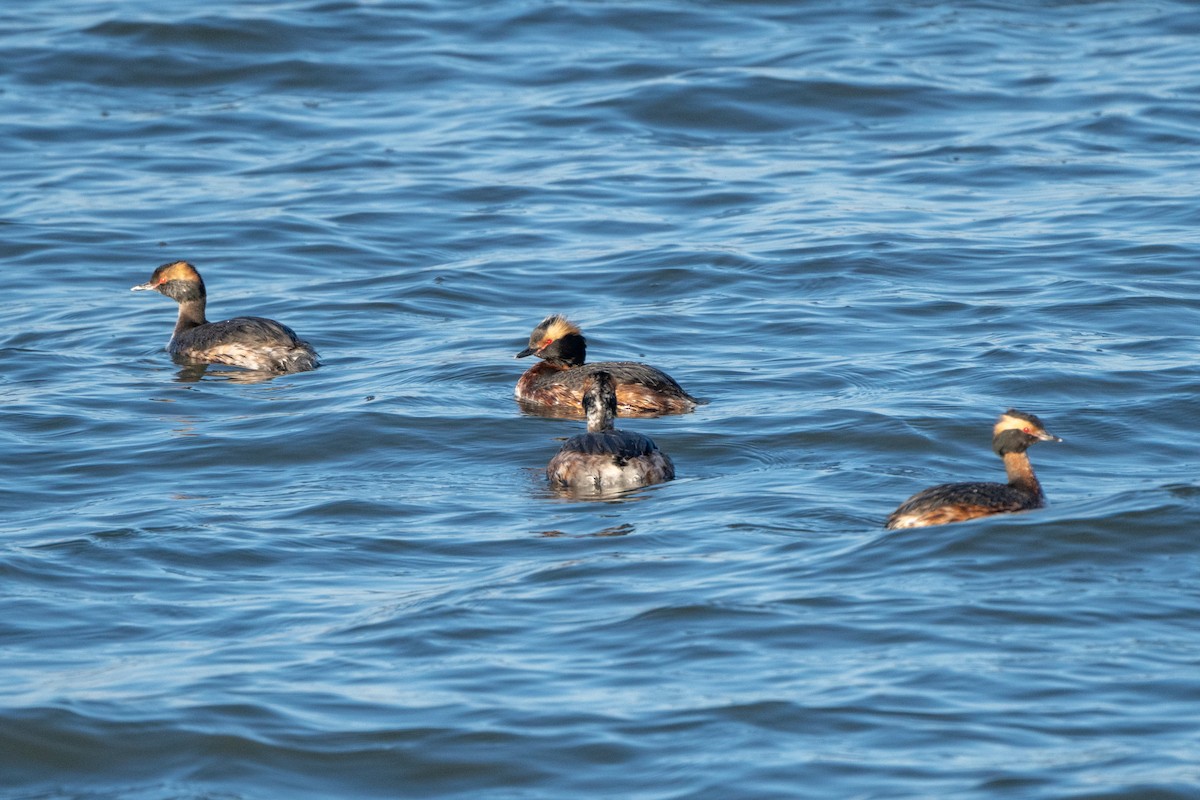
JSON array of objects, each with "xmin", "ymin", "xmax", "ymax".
[
  {"xmin": 885, "ymin": 409, "xmax": 1062, "ymax": 529},
  {"xmin": 132, "ymin": 260, "xmax": 319, "ymax": 374},
  {"xmin": 515, "ymin": 314, "xmax": 697, "ymax": 418},
  {"xmin": 546, "ymin": 370, "xmax": 675, "ymax": 492}
]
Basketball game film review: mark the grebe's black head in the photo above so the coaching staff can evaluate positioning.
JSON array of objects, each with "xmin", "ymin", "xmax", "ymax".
[
  {"xmin": 131, "ymin": 260, "xmax": 206, "ymax": 304},
  {"xmin": 515, "ymin": 314, "xmax": 587, "ymax": 367},
  {"xmin": 992, "ymin": 409, "xmax": 1062, "ymax": 456},
  {"xmin": 581, "ymin": 370, "xmax": 618, "ymax": 432}
]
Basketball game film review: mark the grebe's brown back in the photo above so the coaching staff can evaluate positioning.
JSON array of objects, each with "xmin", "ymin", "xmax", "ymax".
[{"xmin": 885, "ymin": 409, "xmax": 1061, "ymax": 530}]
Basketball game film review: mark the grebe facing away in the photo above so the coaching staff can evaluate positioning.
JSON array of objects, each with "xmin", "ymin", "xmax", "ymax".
[
  {"xmin": 132, "ymin": 261, "xmax": 319, "ymax": 374},
  {"xmin": 546, "ymin": 371, "xmax": 675, "ymax": 493},
  {"xmin": 515, "ymin": 314, "xmax": 697, "ymax": 417},
  {"xmin": 885, "ymin": 409, "xmax": 1062, "ymax": 530}
]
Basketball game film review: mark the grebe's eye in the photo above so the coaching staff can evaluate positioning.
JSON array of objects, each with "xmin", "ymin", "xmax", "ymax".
[
  {"xmin": 542, "ymin": 338, "xmax": 553, "ymax": 347},
  {"xmin": 1023, "ymin": 427, "xmax": 1031, "ymax": 433}
]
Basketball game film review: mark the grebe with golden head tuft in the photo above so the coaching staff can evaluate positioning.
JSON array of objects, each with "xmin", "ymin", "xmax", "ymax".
[
  {"xmin": 515, "ymin": 314, "xmax": 697, "ymax": 418},
  {"xmin": 885, "ymin": 409, "xmax": 1062, "ymax": 530},
  {"xmin": 132, "ymin": 260, "xmax": 319, "ymax": 374}
]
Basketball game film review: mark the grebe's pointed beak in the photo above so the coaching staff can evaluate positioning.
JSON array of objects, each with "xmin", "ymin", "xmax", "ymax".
[
  {"xmin": 1036, "ymin": 431, "xmax": 1062, "ymax": 443},
  {"xmin": 515, "ymin": 346, "xmax": 537, "ymax": 359},
  {"xmin": 131, "ymin": 281, "xmax": 155, "ymax": 292}
]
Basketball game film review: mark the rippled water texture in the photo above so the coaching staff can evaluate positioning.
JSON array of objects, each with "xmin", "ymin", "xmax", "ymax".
[{"xmin": 2, "ymin": 1, "xmax": 1199, "ymax": 798}]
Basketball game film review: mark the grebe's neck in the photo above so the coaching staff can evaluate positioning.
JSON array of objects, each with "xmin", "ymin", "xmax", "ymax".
[
  {"xmin": 173, "ymin": 298, "xmax": 208, "ymax": 337},
  {"xmin": 586, "ymin": 401, "xmax": 615, "ymax": 433},
  {"xmin": 583, "ymin": 373, "xmax": 618, "ymax": 433},
  {"xmin": 1003, "ymin": 451, "xmax": 1042, "ymax": 498},
  {"xmin": 518, "ymin": 359, "xmax": 566, "ymax": 388}
]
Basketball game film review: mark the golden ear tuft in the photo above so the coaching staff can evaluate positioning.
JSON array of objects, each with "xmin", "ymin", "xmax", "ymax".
[
  {"xmin": 543, "ymin": 314, "xmax": 581, "ymax": 341},
  {"xmin": 156, "ymin": 260, "xmax": 200, "ymax": 283},
  {"xmin": 994, "ymin": 409, "xmax": 1045, "ymax": 435}
]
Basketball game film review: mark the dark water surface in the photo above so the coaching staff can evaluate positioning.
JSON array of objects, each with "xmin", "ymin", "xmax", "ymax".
[{"xmin": 3, "ymin": 1, "xmax": 1199, "ymax": 798}]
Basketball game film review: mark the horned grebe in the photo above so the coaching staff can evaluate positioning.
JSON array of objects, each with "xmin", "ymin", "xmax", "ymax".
[
  {"xmin": 546, "ymin": 370, "xmax": 675, "ymax": 492},
  {"xmin": 132, "ymin": 261, "xmax": 319, "ymax": 374},
  {"xmin": 885, "ymin": 409, "xmax": 1061, "ymax": 530},
  {"xmin": 515, "ymin": 314, "xmax": 697, "ymax": 417}
]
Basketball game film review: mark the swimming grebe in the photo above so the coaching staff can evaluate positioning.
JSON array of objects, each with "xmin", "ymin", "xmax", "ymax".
[
  {"xmin": 131, "ymin": 260, "xmax": 319, "ymax": 374},
  {"xmin": 885, "ymin": 409, "xmax": 1062, "ymax": 530},
  {"xmin": 515, "ymin": 314, "xmax": 697, "ymax": 417},
  {"xmin": 546, "ymin": 370, "xmax": 675, "ymax": 492}
]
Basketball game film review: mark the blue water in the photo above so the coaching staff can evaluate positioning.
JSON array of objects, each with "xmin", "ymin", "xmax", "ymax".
[{"xmin": 3, "ymin": 1, "xmax": 1200, "ymax": 798}]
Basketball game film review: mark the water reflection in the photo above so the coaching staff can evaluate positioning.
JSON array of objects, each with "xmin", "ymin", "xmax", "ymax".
[
  {"xmin": 537, "ymin": 522, "xmax": 636, "ymax": 538},
  {"xmin": 173, "ymin": 363, "xmax": 281, "ymax": 384}
]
